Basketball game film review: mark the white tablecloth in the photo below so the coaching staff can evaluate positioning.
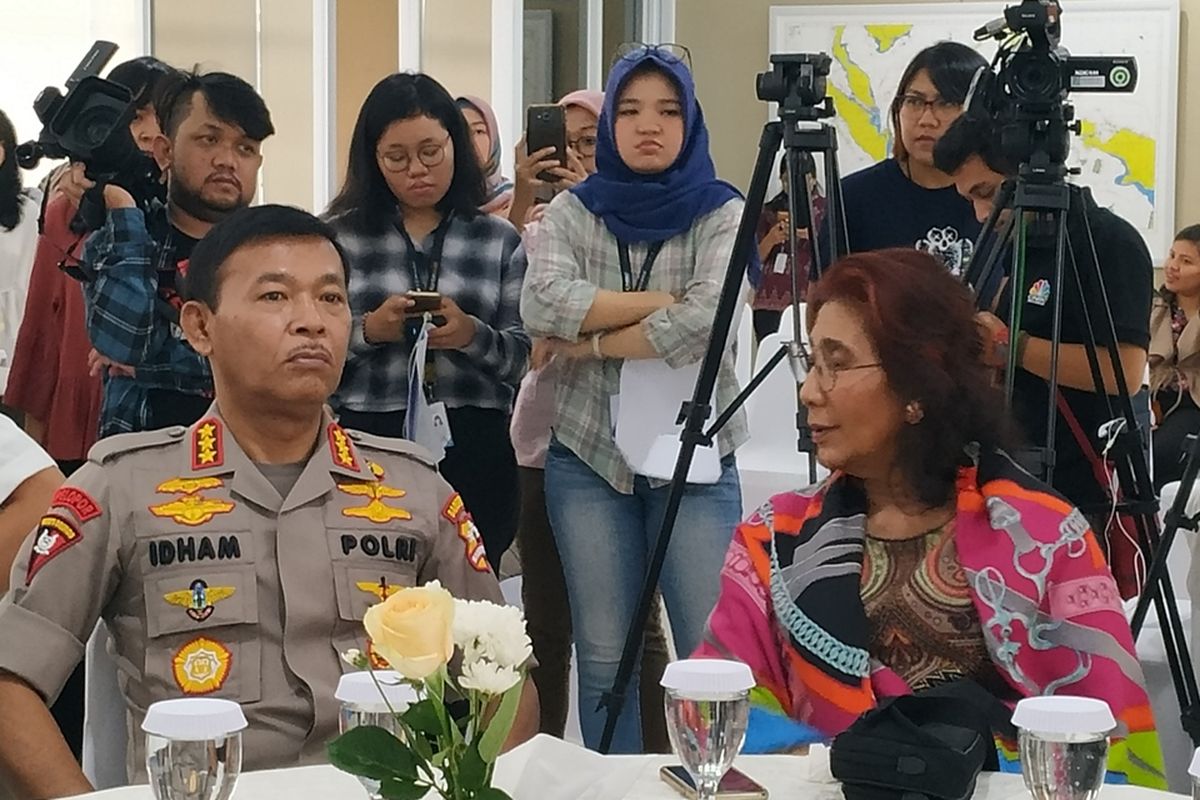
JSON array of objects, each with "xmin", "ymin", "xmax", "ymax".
[{"xmin": 63, "ymin": 735, "xmax": 1186, "ymax": 800}]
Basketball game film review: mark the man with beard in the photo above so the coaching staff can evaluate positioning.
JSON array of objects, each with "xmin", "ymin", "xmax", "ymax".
[{"xmin": 83, "ymin": 70, "xmax": 273, "ymax": 437}]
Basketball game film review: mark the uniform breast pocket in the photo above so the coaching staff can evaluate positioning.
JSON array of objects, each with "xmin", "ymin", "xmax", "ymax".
[
  {"xmin": 329, "ymin": 535, "xmax": 421, "ymax": 671},
  {"xmin": 142, "ymin": 564, "xmax": 261, "ymax": 702}
]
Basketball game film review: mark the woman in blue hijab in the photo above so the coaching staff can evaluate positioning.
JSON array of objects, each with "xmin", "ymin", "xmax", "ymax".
[{"xmin": 520, "ymin": 45, "xmax": 746, "ymax": 753}]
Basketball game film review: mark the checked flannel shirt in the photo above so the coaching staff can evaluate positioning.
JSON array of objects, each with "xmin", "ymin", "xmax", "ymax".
[
  {"xmin": 82, "ymin": 204, "xmax": 211, "ymax": 438},
  {"xmin": 519, "ymin": 191, "xmax": 749, "ymax": 494},
  {"xmin": 326, "ymin": 209, "xmax": 530, "ymax": 414}
]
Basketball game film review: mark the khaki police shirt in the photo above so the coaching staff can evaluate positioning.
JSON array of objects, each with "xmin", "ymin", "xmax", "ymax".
[{"xmin": 0, "ymin": 405, "xmax": 503, "ymax": 781}]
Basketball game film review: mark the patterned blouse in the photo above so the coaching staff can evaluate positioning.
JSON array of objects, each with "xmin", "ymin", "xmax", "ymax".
[
  {"xmin": 1165, "ymin": 301, "xmax": 1190, "ymax": 392},
  {"xmin": 860, "ymin": 522, "xmax": 1012, "ymax": 697}
]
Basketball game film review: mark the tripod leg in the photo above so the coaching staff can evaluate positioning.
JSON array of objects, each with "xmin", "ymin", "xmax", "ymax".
[{"xmin": 1063, "ymin": 188, "xmax": 1200, "ymax": 735}]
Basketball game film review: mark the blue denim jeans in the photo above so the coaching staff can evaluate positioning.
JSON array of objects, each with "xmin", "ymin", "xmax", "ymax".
[{"xmin": 543, "ymin": 438, "xmax": 742, "ymax": 753}]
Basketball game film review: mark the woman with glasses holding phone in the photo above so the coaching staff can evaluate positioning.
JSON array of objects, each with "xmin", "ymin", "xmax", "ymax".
[
  {"xmin": 521, "ymin": 43, "xmax": 746, "ymax": 753},
  {"xmin": 507, "ymin": 91, "xmax": 599, "ymax": 231},
  {"xmin": 695, "ymin": 249, "xmax": 1165, "ymax": 786},
  {"xmin": 325, "ymin": 73, "xmax": 529, "ymax": 566},
  {"xmin": 839, "ymin": 42, "xmax": 985, "ymax": 274}
]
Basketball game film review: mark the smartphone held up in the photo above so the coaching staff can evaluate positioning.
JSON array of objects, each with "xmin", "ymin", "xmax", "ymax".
[{"xmin": 525, "ymin": 104, "xmax": 567, "ymax": 182}]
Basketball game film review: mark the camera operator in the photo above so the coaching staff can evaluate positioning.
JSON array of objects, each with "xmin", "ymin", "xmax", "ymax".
[
  {"xmin": 8, "ymin": 57, "xmax": 177, "ymax": 474},
  {"xmin": 933, "ymin": 113, "xmax": 1152, "ymax": 520},
  {"xmin": 81, "ymin": 70, "xmax": 273, "ymax": 437}
]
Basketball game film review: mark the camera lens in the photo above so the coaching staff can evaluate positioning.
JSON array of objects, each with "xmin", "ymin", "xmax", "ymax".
[
  {"xmin": 76, "ymin": 107, "xmax": 120, "ymax": 149},
  {"xmin": 1010, "ymin": 53, "xmax": 1062, "ymax": 103}
]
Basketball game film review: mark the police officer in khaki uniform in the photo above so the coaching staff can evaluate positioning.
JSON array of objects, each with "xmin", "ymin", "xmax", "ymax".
[{"xmin": 0, "ymin": 205, "xmax": 537, "ymax": 799}]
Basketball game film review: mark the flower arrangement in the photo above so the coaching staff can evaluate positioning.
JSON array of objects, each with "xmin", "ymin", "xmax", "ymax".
[{"xmin": 328, "ymin": 581, "xmax": 531, "ymax": 800}]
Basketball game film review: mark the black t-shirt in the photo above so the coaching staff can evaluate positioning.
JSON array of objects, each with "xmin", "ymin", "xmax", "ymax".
[
  {"xmin": 994, "ymin": 189, "xmax": 1152, "ymax": 511},
  {"xmin": 841, "ymin": 159, "xmax": 981, "ymax": 274},
  {"xmin": 148, "ymin": 225, "xmax": 208, "ymax": 429}
]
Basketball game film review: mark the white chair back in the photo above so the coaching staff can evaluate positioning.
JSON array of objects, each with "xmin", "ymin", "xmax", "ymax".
[
  {"xmin": 737, "ymin": 332, "xmax": 825, "ymax": 512},
  {"xmin": 82, "ymin": 620, "xmax": 128, "ymax": 789},
  {"xmin": 498, "ymin": 575, "xmax": 584, "ymax": 746},
  {"xmin": 734, "ymin": 303, "xmax": 754, "ymax": 389}
]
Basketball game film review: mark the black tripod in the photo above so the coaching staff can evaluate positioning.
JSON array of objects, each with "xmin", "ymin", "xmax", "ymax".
[
  {"xmin": 597, "ymin": 53, "xmax": 846, "ymax": 753},
  {"xmin": 967, "ymin": 160, "xmax": 1200, "ymax": 743}
]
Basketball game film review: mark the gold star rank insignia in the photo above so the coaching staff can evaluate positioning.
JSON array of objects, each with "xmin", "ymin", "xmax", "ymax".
[
  {"xmin": 172, "ymin": 637, "xmax": 232, "ymax": 694},
  {"xmin": 327, "ymin": 423, "xmax": 361, "ymax": 471},
  {"xmin": 191, "ymin": 419, "xmax": 225, "ymax": 469}
]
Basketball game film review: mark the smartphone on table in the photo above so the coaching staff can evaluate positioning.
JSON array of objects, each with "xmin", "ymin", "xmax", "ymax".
[
  {"xmin": 659, "ymin": 765, "xmax": 769, "ymax": 799},
  {"xmin": 525, "ymin": 104, "xmax": 567, "ymax": 182}
]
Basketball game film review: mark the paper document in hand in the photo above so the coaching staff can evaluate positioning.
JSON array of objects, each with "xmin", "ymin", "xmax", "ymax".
[
  {"xmin": 615, "ymin": 360, "xmax": 721, "ymax": 484},
  {"xmin": 404, "ymin": 319, "xmax": 451, "ymax": 462}
]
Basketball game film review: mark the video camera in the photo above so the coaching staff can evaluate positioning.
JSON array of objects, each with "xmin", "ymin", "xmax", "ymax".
[
  {"xmin": 16, "ymin": 41, "xmax": 165, "ymax": 238},
  {"xmin": 965, "ymin": 0, "xmax": 1137, "ymax": 171}
]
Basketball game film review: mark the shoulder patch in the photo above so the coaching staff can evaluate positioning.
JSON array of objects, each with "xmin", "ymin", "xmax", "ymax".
[
  {"xmin": 26, "ymin": 515, "xmax": 84, "ymax": 584},
  {"xmin": 344, "ymin": 428, "xmax": 438, "ymax": 468},
  {"xmin": 87, "ymin": 426, "xmax": 187, "ymax": 465},
  {"xmin": 50, "ymin": 486, "xmax": 102, "ymax": 523}
]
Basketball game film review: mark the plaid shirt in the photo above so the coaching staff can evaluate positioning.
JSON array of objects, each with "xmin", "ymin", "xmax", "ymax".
[
  {"xmin": 82, "ymin": 205, "xmax": 211, "ymax": 437},
  {"xmin": 328, "ymin": 210, "xmax": 529, "ymax": 413},
  {"xmin": 520, "ymin": 192, "xmax": 749, "ymax": 494}
]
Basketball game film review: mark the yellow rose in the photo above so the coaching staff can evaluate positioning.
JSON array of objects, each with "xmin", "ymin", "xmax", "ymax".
[{"xmin": 363, "ymin": 581, "xmax": 455, "ymax": 680}]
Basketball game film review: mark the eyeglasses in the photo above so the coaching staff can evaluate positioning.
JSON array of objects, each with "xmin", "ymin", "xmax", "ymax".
[
  {"xmin": 896, "ymin": 93, "xmax": 961, "ymax": 119},
  {"xmin": 377, "ymin": 135, "xmax": 450, "ymax": 174},
  {"xmin": 612, "ymin": 42, "xmax": 692, "ymax": 71},
  {"xmin": 799, "ymin": 351, "xmax": 883, "ymax": 394},
  {"xmin": 567, "ymin": 134, "xmax": 598, "ymax": 156}
]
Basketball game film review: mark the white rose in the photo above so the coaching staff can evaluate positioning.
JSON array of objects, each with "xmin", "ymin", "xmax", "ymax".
[
  {"xmin": 459, "ymin": 660, "xmax": 521, "ymax": 695},
  {"xmin": 483, "ymin": 605, "xmax": 532, "ymax": 668},
  {"xmin": 452, "ymin": 600, "xmax": 532, "ymax": 670}
]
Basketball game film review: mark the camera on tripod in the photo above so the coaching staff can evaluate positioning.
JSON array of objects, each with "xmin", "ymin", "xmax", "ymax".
[
  {"xmin": 16, "ymin": 41, "xmax": 164, "ymax": 236},
  {"xmin": 756, "ymin": 53, "xmax": 835, "ymax": 122},
  {"xmin": 965, "ymin": 0, "xmax": 1137, "ymax": 169}
]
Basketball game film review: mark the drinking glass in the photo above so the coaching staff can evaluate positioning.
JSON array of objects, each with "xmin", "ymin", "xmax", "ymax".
[
  {"xmin": 1013, "ymin": 696, "xmax": 1115, "ymax": 800},
  {"xmin": 661, "ymin": 659, "xmax": 754, "ymax": 800},
  {"xmin": 142, "ymin": 699, "xmax": 246, "ymax": 800},
  {"xmin": 336, "ymin": 671, "xmax": 420, "ymax": 799}
]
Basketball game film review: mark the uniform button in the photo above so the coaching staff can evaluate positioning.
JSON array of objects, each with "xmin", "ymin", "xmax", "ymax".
[
  {"xmin": 168, "ymin": 426, "xmax": 187, "ymax": 438},
  {"xmin": 346, "ymin": 429, "xmax": 364, "ymax": 441}
]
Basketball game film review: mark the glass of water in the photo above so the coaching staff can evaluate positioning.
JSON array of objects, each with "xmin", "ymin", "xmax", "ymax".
[
  {"xmin": 1012, "ymin": 696, "xmax": 1115, "ymax": 800},
  {"xmin": 1189, "ymin": 746, "xmax": 1200, "ymax": 800},
  {"xmin": 661, "ymin": 659, "xmax": 754, "ymax": 800},
  {"xmin": 142, "ymin": 698, "xmax": 246, "ymax": 800},
  {"xmin": 336, "ymin": 671, "xmax": 420, "ymax": 799}
]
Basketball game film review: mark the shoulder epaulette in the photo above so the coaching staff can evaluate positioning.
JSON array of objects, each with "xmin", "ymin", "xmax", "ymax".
[
  {"xmin": 87, "ymin": 426, "xmax": 187, "ymax": 465},
  {"xmin": 344, "ymin": 429, "xmax": 438, "ymax": 468}
]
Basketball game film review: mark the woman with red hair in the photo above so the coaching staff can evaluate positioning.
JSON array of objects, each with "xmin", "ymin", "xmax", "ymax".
[{"xmin": 697, "ymin": 249, "xmax": 1165, "ymax": 786}]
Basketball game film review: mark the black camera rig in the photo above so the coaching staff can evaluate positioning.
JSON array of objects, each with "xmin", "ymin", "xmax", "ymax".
[
  {"xmin": 16, "ymin": 41, "xmax": 164, "ymax": 242},
  {"xmin": 965, "ymin": 0, "xmax": 1137, "ymax": 173}
]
